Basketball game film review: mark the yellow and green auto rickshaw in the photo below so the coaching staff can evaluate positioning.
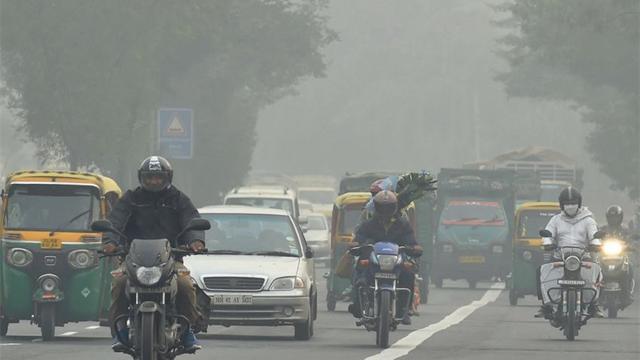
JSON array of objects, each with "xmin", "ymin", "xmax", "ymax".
[
  {"xmin": 325, "ymin": 192, "xmax": 370, "ymax": 311},
  {"xmin": 507, "ymin": 202, "xmax": 559, "ymax": 305},
  {"xmin": 0, "ymin": 170, "xmax": 122, "ymax": 339}
]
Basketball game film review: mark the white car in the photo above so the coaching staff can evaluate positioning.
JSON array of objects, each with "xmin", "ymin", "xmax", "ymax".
[
  {"xmin": 303, "ymin": 213, "xmax": 330, "ymax": 262},
  {"xmin": 297, "ymin": 186, "xmax": 335, "ymax": 217},
  {"xmin": 184, "ymin": 206, "xmax": 317, "ymax": 340},
  {"xmin": 224, "ymin": 185, "xmax": 301, "ymax": 221}
]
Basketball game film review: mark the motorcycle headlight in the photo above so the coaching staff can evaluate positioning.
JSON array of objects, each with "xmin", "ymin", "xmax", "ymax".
[
  {"xmin": 68, "ymin": 249, "xmax": 96, "ymax": 269},
  {"xmin": 377, "ymin": 255, "xmax": 398, "ymax": 271},
  {"xmin": 492, "ymin": 245, "xmax": 503, "ymax": 254},
  {"xmin": 442, "ymin": 244, "xmax": 454, "ymax": 253},
  {"xmin": 602, "ymin": 240, "xmax": 623, "ymax": 256},
  {"xmin": 564, "ymin": 256, "xmax": 581, "ymax": 272},
  {"xmin": 270, "ymin": 277, "xmax": 304, "ymax": 291},
  {"xmin": 522, "ymin": 250, "xmax": 533, "ymax": 261},
  {"xmin": 135, "ymin": 266, "xmax": 162, "ymax": 286},
  {"xmin": 7, "ymin": 248, "xmax": 33, "ymax": 267}
]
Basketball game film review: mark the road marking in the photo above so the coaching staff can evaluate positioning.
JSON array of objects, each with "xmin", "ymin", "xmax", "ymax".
[
  {"xmin": 85, "ymin": 325, "xmax": 101, "ymax": 330},
  {"xmin": 0, "ymin": 343, "xmax": 21, "ymax": 346},
  {"xmin": 32, "ymin": 338, "xmax": 42, "ymax": 343},
  {"xmin": 366, "ymin": 283, "xmax": 503, "ymax": 360},
  {"xmin": 60, "ymin": 331, "xmax": 78, "ymax": 336}
]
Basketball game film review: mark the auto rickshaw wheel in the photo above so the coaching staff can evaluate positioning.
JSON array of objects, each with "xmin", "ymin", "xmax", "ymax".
[
  {"xmin": 0, "ymin": 318, "xmax": 8, "ymax": 337},
  {"xmin": 39, "ymin": 303, "xmax": 56, "ymax": 341},
  {"xmin": 327, "ymin": 292, "xmax": 337, "ymax": 312},
  {"xmin": 433, "ymin": 277, "xmax": 443, "ymax": 289},
  {"xmin": 509, "ymin": 289, "xmax": 518, "ymax": 306},
  {"xmin": 468, "ymin": 280, "xmax": 477, "ymax": 289}
]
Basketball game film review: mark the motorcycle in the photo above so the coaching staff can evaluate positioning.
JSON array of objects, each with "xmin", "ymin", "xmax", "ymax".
[
  {"xmin": 92, "ymin": 218, "xmax": 211, "ymax": 360},
  {"xmin": 539, "ymin": 230, "xmax": 602, "ymax": 341},
  {"xmin": 349, "ymin": 242, "xmax": 421, "ymax": 349},
  {"xmin": 599, "ymin": 237, "xmax": 634, "ymax": 318}
]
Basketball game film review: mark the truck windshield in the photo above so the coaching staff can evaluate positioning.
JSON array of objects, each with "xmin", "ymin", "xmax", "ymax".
[
  {"xmin": 517, "ymin": 210, "xmax": 558, "ymax": 238},
  {"xmin": 440, "ymin": 200, "xmax": 506, "ymax": 226},
  {"xmin": 4, "ymin": 184, "xmax": 101, "ymax": 232}
]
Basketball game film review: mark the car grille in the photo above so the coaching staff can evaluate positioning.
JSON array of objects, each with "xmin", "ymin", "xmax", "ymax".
[
  {"xmin": 202, "ymin": 276, "xmax": 265, "ymax": 291},
  {"xmin": 211, "ymin": 305, "xmax": 282, "ymax": 319}
]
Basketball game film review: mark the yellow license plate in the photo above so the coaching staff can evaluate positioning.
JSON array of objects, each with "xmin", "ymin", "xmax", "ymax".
[
  {"xmin": 458, "ymin": 256, "xmax": 485, "ymax": 264},
  {"xmin": 41, "ymin": 238, "xmax": 62, "ymax": 249}
]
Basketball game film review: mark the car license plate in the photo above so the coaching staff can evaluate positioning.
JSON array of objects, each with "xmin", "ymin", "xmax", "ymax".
[
  {"xmin": 212, "ymin": 294, "xmax": 253, "ymax": 305},
  {"xmin": 41, "ymin": 238, "xmax": 62, "ymax": 249},
  {"xmin": 557, "ymin": 279, "xmax": 586, "ymax": 286},
  {"xmin": 375, "ymin": 273, "xmax": 397, "ymax": 279},
  {"xmin": 458, "ymin": 256, "xmax": 485, "ymax": 264}
]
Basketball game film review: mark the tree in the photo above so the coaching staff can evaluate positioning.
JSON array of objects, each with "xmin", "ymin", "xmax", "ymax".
[
  {"xmin": 0, "ymin": 0, "xmax": 335, "ymax": 204},
  {"xmin": 494, "ymin": 0, "xmax": 639, "ymax": 199}
]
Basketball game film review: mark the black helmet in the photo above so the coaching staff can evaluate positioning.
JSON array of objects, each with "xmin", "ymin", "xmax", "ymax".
[
  {"xmin": 606, "ymin": 205, "xmax": 624, "ymax": 227},
  {"xmin": 138, "ymin": 156, "xmax": 173, "ymax": 192},
  {"xmin": 558, "ymin": 186, "xmax": 582, "ymax": 209},
  {"xmin": 373, "ymin": 190, "xmax": 398, "ymax": 220}
]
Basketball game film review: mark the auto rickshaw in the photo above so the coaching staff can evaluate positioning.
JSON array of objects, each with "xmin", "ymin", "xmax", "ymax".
[
  {"xmin": 0, "ymin": 170, "xmax": 122, "ymax": 339},
  {"xmin": 325, "ymin": 192, "xmax": 370, "ymax": 311},
  {"xmin": 507, "ymin": 202, "xmax": 559, "ymax": 305},
  {"xmin": 414, "ymin": 195, "xmax": 437, "ymax": 303}
]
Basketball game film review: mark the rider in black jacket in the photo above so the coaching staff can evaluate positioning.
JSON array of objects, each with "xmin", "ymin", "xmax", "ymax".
[{"xmin": 103, "ymin": 156, "xmax": 205, "ymax": 352}]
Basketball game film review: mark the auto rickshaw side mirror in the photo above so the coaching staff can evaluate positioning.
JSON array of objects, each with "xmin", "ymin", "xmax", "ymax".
[
  {"xmin": 91, "ymin": 219, "xmax": 117, "ymax": 233},
  {"xmin": 539, "ymin": 229, "xmax": 552, "ymax": 238}
]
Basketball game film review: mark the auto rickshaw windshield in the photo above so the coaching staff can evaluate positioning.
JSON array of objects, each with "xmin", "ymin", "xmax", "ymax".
[
  {"xmin": 4, "ymin": 184, "xmax": 101, "ymax": 232},
  {"xmin": 339, "ymin": 206, "xmax": 362, "ymax": 235},
  {"xmin": 517, "ymin": 210, "xmax": 558, "ymax": 238}
]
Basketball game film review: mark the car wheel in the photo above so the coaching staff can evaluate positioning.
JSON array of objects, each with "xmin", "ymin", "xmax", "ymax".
[{"xmin": 294, "ymin": 300, "xmax": 314, "ymax": 340}]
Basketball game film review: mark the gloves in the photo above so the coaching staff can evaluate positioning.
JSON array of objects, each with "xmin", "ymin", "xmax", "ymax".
[
  {"xmin": 190, "ymin": 240, "xmax": 206, "ymax": 252},
  {"xmin": 102, "ymin": 242, "xmax": 118, "ymax": 254}
]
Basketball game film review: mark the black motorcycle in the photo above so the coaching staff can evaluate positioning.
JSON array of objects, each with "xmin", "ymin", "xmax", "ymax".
[
  {"xmin": 540, "ymin": 230, "xmax": 601, "ymax": 341},
  {"xmin": 92, "ymin": 218, "xmax": 211, "ymax": 360},
  {"xmin": 600, "ymin": 237, "xmax": 635, "ymax": 318}
]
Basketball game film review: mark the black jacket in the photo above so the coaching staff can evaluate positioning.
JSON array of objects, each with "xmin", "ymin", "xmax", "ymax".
[
  {"xmin": 354, "ymin": 215, "xmax": 417, "ymax": 247},
  {"xmin": 105, "ymin": 186, "xmax": 203, "ymax": 248}
]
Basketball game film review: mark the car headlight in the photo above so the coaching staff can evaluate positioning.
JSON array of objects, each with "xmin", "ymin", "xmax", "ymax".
[
  {"xmin": 442, "ymin": 244, "xmax": 454, "ymax": 253},
  {"xmin": 38, "ymin": 274, "xmax": 61, "ymax": 292},
  {"xmin": 136, "ymin": 266, "xmax": 162, "ymax": 286},
  {"xmin": 68, "ymin": 249, "xmax": 96, "ymax": 269},
  {"xmin": 602, "ymin": 240, "xmax": 623, "ymax": 256},
  {"xmin": 377, "ymin": 255, "xmax": 398, "ymax": 272},
  {"xmin": 7, "ymin": 248, "xmax": 33, "ymax": 267},
  {"xmin": 270, "ymin": 277, "xmax": 304, "ymax": 291},
  {"xmin": 492, "ymin": 245, "xmax": 503, "ymax": 254},
  {"xmin": 522, "ymin": 250, "xmax": 533, "ymax": 261},
  {"xmin": 564, "ymin": 256, "xmax": 581, "ymax": 272}
]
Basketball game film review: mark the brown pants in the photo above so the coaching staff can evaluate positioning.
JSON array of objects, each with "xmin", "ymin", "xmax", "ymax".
[{"xmin": 110, "ymin": 262, "xmax": 201, "ymax": 327}]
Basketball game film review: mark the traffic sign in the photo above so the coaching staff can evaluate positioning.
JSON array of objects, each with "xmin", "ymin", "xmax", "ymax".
[{"xmin": 157, "ymin": 108, "xmax": 193, "ymax": 159}]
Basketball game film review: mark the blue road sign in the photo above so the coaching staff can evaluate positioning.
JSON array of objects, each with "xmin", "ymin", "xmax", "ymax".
[{"xmin": 157, "ymin": 108, "xmax": 193, "ymax": 159}]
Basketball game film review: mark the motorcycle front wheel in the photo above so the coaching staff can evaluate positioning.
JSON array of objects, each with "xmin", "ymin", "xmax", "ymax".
[
  {"xmin": 607, "ymin": 295, "xmax": 618, "ymax": 318},
  {"xmin": 376, "ymin": 291, "xmax": 392, "ymax": 349},
  {"xmin": 139, "ymin": 312, "xmax": 157, "ymax": 360},
  {"xmin": 565, "ymin": 290, "xmax": 577, "ymax": 341}
]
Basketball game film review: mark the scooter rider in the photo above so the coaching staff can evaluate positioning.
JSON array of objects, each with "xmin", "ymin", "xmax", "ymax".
[
  {"xmin": 348, "ymin": 190, "xmax": 422, "ymax": 325},
  {"xmin": 600, "ymin": 205, "xmax": 635, "ymax": 304},
  {"xmin": 102, "ymin": 156, "xmax": 206, "ymax": 352},
  {"xmin": 535, "ymin": 186, "xmax": 604, "ymax": 318}
]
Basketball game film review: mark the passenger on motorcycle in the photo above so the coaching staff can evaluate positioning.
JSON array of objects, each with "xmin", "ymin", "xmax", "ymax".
[
  {"xmin": 102, "ymin": 156, "xmax": 206, "ymax": 352},
  {"xmin": 349, "ymin": 190, "xmax": 422, "ymax": 325},
  {"xmin": 600, "ymin": 205, "xmax": 636, "ymax": 303},
  {"xmin": 535, "ymin": 187, "xmax": 604, "ymax": 319}
]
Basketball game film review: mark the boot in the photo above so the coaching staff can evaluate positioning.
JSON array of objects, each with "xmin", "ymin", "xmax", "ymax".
[
  {"xmin": 111, "ymin": 327, "xmax": 129, "ymax": 353},
  {"xmin": 588, "ymin": 304, "xmax": 604, "ymax": 318},
  {"xmin": 534, "ymin": 305, "xmax": 552, "ymax": 318},
  {"xmin": 181, "ymin": 327, "xmax": 201, "ymax": 352}
]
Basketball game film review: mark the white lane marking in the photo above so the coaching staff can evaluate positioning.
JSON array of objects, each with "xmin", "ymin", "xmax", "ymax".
[
  {"xmin": 85, "ymin": 325, "xmax": 101, "ymax": 330},
  {"xmin": 366, "ymin": 283, "xmax": 503, "ymax": 360},
  {"xmin": 60, "ymin": 331, "xmax": 78, "ymax": 336},
  {"xmin": 32, "ymin": 338, "xmax": 42, "ymax": 343},
  {"xmin": 0, "ymin": 343, "xmax": 21, "ymax": 346}
]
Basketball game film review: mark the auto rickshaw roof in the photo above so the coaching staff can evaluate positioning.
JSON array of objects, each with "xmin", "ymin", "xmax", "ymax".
[
  {"xmin": 516, "ymin": 201, "xmax": 560, "ymax": 212},
  {"xmin": 5, "ymin": 170, "xmax": 122, "ymax": 196},
  {"xmin": 334, "ymin": 192, "xmax": 371, "ymax": 207}
]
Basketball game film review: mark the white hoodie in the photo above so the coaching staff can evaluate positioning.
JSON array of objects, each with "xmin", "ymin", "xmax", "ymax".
[{"xmin": 543, "ymin": 207, "xmax": 600, "ymax": 248}]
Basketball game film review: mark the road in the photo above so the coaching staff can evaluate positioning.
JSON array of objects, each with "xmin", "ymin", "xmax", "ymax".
[{"xmin": 1, "ymin": 266, "xmax": 638, "ymax": 360}]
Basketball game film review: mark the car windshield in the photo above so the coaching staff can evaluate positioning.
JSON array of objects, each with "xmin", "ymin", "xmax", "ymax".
[
  {"xmin": 440, "ymin": 200, "xmax": 506, "ymax": 226},
  {"xmin": 517, "ymin": 210, "xmax": 558, "ymax": 238},
  {"xmin": 201, "ymin": 213, "xmax": 301, "ymax": 256},
  {"xmin": 225, "ymin": 197, "xmax": 294, "ymax": 216},
  {"xmin": 299, "ymin": 189, "xmax": 335, "ymax": 204},
  {"xmin": 339, "ymin": 206, "xmax": 363, "ymax": 235},
  {"xmin": 307, "ymin": 215, "xmax": 327, "ymax": 231},
  {"xmin": 4, "ymin": 184, "xmax": 101, "ymax": 232}
]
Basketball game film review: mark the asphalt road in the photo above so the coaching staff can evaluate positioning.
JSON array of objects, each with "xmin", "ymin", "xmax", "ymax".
[{"xmin": 1, "ymin": 266, "xmax": 638, "ymax": 360}]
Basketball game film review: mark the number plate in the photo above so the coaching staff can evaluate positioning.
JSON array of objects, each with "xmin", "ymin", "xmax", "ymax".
[
  {"xmin": 458, "ymin": 256, "xmax": 485, "ymax": 264},
  {"xmin": 375, "ymin": 272, "xmax": 397, "ymax": 279},
  {"xmin": 41, "ymin": 238, "xmax": 62, "ymax": 249},
  {"xmin": 212, "ymin": 294, "xmax": 253, "ymax": 305},
  {"xmin": 557, "ymin": 279, "xmax": 586, "ymax": 286}
]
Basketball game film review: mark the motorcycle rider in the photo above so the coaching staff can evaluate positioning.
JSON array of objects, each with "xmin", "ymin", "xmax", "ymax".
[
  {"xmin": 600, "ymin": 205, "xmax": 635, "ymax": 304},
  {"xmin": 102, "ymin": 156, "xmax": 206, "ymax": 352},
  {"xmin": 535, "ymin": 186, "xmax": 604, "ymax": 318},
  {"xmin": 348, "ymin": 190, "xmax": 422, "ymax": 325}
]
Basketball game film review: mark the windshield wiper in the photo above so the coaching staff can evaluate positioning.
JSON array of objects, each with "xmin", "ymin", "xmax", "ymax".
[
  {"xmin": 207, "ymin": 249, "xmax": 246, "ymax": 255},
  {"xmin": 49, "ymin": 209, "xmax": 91, "ymax": 236},
  {"xmin": 248, "ymin": 251, "xmax": 300, "ymax": 257}
]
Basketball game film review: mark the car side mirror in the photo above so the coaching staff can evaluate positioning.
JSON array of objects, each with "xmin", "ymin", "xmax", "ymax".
[
  {"xmin": 305, "ymin": 248, "xmax": 314, "ymax": 259},
  {"xmin": 539, "ymin": 229, "xmax": 553, "ymax": 238}
]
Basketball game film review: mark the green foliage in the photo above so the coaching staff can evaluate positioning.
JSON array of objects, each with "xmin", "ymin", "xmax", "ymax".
[
  {"xmin": 495, "ymin": 0, "xmax": 639, "ymax": 199},
  {"xmin": 0, "ymin": 0, "xmax": 335, "ymax": 204}
]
